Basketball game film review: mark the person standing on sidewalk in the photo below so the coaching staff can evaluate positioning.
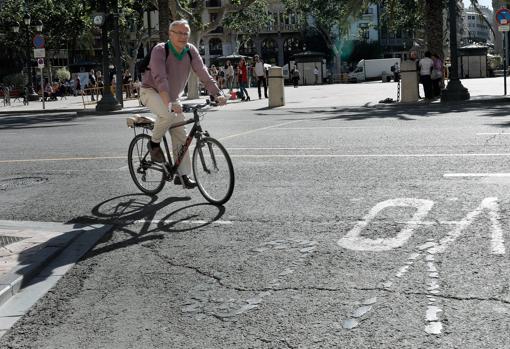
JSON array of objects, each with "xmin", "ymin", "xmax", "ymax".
[
  {"xmin": 88, "ymin": 69, "xmax": 97, "ymax": 101},
  {"xmin": 291, "ymin": 65, "xmax": 300, "ymax": 88},
  {"xmin": 237, "ymin": 57, "xmax": 250, "ymax": 101},
  {"xmin": 225, "ymin": 60, "xmax": 234, "ymax": 92},
  {"xmin": 140, "ymin": 19, "xmax": 226, "ymax": 189},
  {"xmin": 314, "ymin": 66, "xmax": 319, "ymax": 84},
  {"xmin": 419, "ymin": 51, "xmax": 434, "ymax": 101},
  {"xmin": 253, "ymin": 54, "xmax": 268, "ymax": 99},
  {"xmin": 431, "ymin": 53, "xmax": 444, "ymax": 98}
]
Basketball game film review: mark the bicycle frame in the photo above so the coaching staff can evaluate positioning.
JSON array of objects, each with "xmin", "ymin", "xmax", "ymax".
[{"xmin": 156, "ymin": 105, "xmax": 210, "ymax": 180}]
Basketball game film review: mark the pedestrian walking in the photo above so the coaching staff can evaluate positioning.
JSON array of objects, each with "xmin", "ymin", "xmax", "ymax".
[
  {"xmin": 237, "ymin": 57, "xmax": 250, "ymax": 101},
  {"xmin": 253, "ymin": 54, "xmax": 268, "ymax": 99},
  {"xmin": 419, "ymin": 51, "xmax": 434, "ymax": 101}
]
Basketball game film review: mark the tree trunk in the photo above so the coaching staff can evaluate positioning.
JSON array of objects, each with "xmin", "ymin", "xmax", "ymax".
[
  {"xmin": 158, "ymin": 0, "xmax": 170, "ymax": 41},
  {"xmin": 186, "ymin": 31, "xmax": 202, "ymax": 100},
  {"xmin": 424, "ymin": 0, "xmax": 444, "ymax": 58}
]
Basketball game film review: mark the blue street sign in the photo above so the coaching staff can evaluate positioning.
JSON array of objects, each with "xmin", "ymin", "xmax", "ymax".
[{"xmin": 33, "ymin": 34, "xmax": 45, "ymax": 49}]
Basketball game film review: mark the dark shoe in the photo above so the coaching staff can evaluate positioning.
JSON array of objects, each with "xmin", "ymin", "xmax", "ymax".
[
  {"xmin": 148, "ymin": 141, "xmax": 164, "ymax": 163},
  {"xmin": 246, "ymin": 96, "xmax": 250, "ymax": 101},
  {"xmin": 174, "ymin": 175, "xmax": 197, "ymax": 189}
]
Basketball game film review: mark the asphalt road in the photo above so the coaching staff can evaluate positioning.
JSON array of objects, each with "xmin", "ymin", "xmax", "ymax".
[{"xmin": 1, "ymin": 101, "xmax": 510, "ymax": 348}]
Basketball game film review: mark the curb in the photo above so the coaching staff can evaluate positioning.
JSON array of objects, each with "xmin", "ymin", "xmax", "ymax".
[
  {"xmin": 0, "ymin": 221, "xmax": 112, "ymax": 309},
  {"xmin": 0, "ymin": 106, "xmax": 147, "ymax": 116}
]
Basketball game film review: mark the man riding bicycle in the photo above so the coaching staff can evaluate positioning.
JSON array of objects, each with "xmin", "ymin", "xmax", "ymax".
[{"xmin": 140, "ymin": 19, "xmax": 227, "ymax": 189}]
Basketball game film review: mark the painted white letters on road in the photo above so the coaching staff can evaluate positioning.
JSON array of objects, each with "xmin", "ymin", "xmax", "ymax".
[{"xmin": 337, "ymin": 198, "xmax": 434, "ymax": 252}]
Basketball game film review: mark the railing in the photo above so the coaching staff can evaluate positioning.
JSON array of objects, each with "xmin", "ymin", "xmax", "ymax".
[
  {"xmin": 206, "ymin": 0, "xmax": 221, "ymax": 7},
  {"xmin": 81, "ymin": 84, "xmax": 141, "ymax": 109}
]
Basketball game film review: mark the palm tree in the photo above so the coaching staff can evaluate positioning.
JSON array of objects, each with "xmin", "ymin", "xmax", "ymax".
[{"xmin": 424, "ymin": 0, "xmax": 444, "ymax": 57}]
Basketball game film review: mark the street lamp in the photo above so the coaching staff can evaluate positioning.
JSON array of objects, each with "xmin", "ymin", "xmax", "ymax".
[
  {"xmin": 11, "ymin": 14, "xmax": 43, "ymax": 101},
  {"xmin": 441, "ymin": 0, "xmax": 470, "ymax": 102},
  {"xmin": 93, "ymin": 9, "xmax": 121, "ymax": 111}
]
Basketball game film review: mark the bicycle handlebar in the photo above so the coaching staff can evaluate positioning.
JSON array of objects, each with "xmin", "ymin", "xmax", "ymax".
[{"xmin": 182, "ymin": 99, "xmax": 217, "ymax": 113}]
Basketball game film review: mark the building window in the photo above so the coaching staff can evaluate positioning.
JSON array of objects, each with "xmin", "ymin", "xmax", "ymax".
[{"xmin": 209, "ymin": 38, "xmax": 222, "ymax": 56}]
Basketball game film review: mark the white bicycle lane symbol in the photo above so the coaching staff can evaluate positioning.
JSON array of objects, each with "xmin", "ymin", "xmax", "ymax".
[{"xmin": 338, "ymin": 197, "xmax": 505, "ymax": 334}]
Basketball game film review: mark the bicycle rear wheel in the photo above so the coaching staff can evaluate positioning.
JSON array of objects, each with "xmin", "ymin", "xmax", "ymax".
[
  {"xmin": 192, "ymin": 137, "xmax": 235, "ymax": 205},
  {"xmin": 128, "ymin": 133, "xmax": 166, "ymax": 195}
]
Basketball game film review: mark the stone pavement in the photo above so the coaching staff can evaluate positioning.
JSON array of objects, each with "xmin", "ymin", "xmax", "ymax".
[{"xmin": 1, "ymin": 77, "xmax": 510, "ymax": 115}]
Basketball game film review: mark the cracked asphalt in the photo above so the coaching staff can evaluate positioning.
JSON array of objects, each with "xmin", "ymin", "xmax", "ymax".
[{"xmin": 1, "ymin": 100, "xmax": 510, "ymax": 348}]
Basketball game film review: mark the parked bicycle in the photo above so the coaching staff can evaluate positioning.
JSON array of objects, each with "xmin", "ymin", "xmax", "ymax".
[{"xmin": 127, "ymin": 100, "xmax": 235, "ymax": 205}]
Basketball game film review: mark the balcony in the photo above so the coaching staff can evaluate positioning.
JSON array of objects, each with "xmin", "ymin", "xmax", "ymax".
[
  {"xmin": 209, "ymin": 26, "xmax": 223, "ymax": 34},
  {"xmin": 259, "ymin": 23, "xmax": 301, "ymax": 34},
  {"xmin": 206, "ymin": 0, "xmax": 221, "ymax": 7}
]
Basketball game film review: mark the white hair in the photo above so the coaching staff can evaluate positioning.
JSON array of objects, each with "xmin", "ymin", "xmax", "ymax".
[{"xmin": 169, "ymin": 19, "xmax": 190, "ymax": 31}]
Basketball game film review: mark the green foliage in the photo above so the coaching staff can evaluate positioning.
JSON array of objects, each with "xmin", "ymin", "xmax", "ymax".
[
  {"xmin": 55, "ymin": 67, "xmax": 71, "ymax": 81},
  {"xmin": 379, "ymin": 0, "xmax": 423, "ymax": 34},
  {"xmin": 222, "ymin": 0, "xmax": 270, "ymax": 36},
  {"xmin": 2, "ymin": 72, "xmax": 26, "ymax": 88}
]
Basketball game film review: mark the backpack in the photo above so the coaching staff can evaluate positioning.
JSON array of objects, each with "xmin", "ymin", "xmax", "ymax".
[{"xmin": 137, "ymin": 42, "xmax": 193, "ymax": 74}]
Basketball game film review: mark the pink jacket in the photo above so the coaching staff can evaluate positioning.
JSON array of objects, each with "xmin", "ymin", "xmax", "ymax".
[{"xmin": 142, "ymin": 43, "xmax": 220, "ymax": 102}]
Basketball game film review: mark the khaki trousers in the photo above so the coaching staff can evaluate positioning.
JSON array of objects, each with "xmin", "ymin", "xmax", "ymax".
[{"xmin": 140, "ymin": 87, "xmax": 191, "ymax": 175}]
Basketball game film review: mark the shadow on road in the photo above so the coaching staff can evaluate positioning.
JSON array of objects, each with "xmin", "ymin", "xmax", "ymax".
[
  {"xmin": 13, "ymin": 193, "xmax": 226, "ymax": 288},
  {"xmin": 0, "ymin": 113, "xmax": 79, "ymax": 130},
  {"xmin": 68, "ymin": 193, "xmax": 226, "ymax": 258},
  {"xmin": 280, "ymin": 101, "xmax": 510, "ymax": 124}
]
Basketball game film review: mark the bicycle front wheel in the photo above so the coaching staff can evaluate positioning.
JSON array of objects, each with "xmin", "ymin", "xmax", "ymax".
[
  {"xmin": 192, "ymin": 137, "xmax": 235, "ymax": 205},
  {"xmin": 128, "ymin": 133, "xmax": 166, "ymax": 195}
]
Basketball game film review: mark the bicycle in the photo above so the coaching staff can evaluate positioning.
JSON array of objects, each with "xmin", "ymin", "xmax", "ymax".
[{"xmin": 126, "ymin": 100, "xmax": 235, "ymax": 205}]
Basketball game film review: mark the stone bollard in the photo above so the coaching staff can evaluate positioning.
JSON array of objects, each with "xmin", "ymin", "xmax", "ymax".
[
  {"xmin": 267, "ymin": 66, "xmax": 285, "ymax": 108},
  {"xmin": 400, "ymin": 60, "xmax": 419, "ymax": 103}
]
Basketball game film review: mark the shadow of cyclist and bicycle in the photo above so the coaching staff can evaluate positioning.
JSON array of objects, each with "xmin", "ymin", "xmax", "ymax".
[{"xmin": 67, "ymin": 193, "xmax": 227, "ymax": 257}]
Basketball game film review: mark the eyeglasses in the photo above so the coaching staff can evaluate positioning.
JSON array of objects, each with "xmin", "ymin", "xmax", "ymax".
[{"xmin": 171, "ymin": 30, "xmax": 190, "ymax": 37}]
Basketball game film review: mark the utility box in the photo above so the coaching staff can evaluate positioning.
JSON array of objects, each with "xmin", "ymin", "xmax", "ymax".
[
  {"xmin": 268, "ymin": 66, "xmax": 285, "ymax": 108},
  {"xmin": 400, "ymin": 59, "xmax": 419, "ymax": 103}
]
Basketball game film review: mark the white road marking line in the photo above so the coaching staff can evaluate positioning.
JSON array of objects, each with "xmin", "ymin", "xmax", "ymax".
[
  {"xmin": 6, "ymin": 152, "xmax": 510, "ymax": 164},
  {"xmin": 230, "ymin": 153, "xmax": 510, "ymax": 158},
  {"xmin": 229, "ymin": 147, "xmax": 331, "ymax": 150},
  {"xmin": 272, "ymin": 127, "xmax": 369, "ymax": 130},
  {"xmin": 476, "ymin": 133, "xmax": 510, "ymax": 135},
  {"xmin": 444, "ymin": 173, "xmax": 510, "ymax": 178},
  {"xmin": 133, "ymin": 219, "xmax": 233, "ymax": 225},
  {"xmin": 218, "ymin": 120, "xmax": 304, "ymax": 141},
  {"xmin": 0, "ymin": 156, "xmax": 125, "ymax": 163}
]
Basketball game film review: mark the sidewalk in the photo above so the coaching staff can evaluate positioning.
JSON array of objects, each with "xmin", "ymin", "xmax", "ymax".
[
  {"xmin": 1, "ymin": 77, "xmax": 510, "ymax": 115},
  {"xmin": 0, "ymin": 221, "xmax": 111, "ymax": 337}
]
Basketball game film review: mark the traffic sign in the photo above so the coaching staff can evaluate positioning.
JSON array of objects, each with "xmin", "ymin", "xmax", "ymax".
[
  {"xmin": 499, "ymin": 25, "xmax": 510, "ymax": 32},
  {"xmin": 33, "ymin": 48, "xmax": 45, "ymax": 58},
  {"xmin": 33, "ymin": 34, "xmax": 45, "ymax": 48},
  {"xmin": 496, "ymin": 8, "xmax": 510, "ymax": 25},
  {"xmin": 37, "ymin": 58, "xmax": 44, "ymax": 69}
]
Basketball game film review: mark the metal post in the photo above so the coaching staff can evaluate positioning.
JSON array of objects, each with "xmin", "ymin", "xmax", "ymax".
[
  {"xmin": 505, "ymin": 33, "xmax": 508, "ymax": 95},
  {"xmin": 40, "ymin": 67, "xmax": 45, "ymax": 110},
  {"xmin": 441, "ymin": 0, "xmax": 470, "ymax": 102},
  {"xmin": 113, "ymin": 6, "xmax": 123, "ymax": 107},
  {"xmin": 96, "ymin": 8, "xmax": 121, "ymax": 112}
]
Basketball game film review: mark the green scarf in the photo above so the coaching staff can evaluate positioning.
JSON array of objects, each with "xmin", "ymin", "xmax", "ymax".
[{"xmin": 167, "ymin": 41, "xmax": 189, "ymax": 61}]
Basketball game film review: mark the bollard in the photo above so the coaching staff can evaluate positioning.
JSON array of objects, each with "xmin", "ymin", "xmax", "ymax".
[
  {"xmin": 267, "ymin": 66, "xmax": 285, "ymax": 108},
  {"xmin": 400, "ymin": 60, "xmax": 419, "ymax": 103}
]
